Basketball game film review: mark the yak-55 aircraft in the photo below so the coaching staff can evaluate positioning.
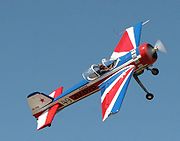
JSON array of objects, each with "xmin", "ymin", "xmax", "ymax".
[{"xmin": 27, "ymin": 21, "xmax": 166, "ymax": 130}]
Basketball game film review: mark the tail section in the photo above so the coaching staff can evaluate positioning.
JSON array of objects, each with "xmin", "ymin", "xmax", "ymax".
[
  {"xmin": 37, "ymin": 103, "xmax": 60, "ymax": 130},
  {"xmin": 27, "ymin": 92, "xmax": 53, "ymax": 115},
  {"xmin": 27, "ymin": 86, "xmax": 63, "ymax": 130}
]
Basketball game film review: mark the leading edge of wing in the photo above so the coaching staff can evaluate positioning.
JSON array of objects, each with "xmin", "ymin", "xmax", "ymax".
[{"xmin": 99, "ymin": 65, "xmax": 135, "ymax": 121}]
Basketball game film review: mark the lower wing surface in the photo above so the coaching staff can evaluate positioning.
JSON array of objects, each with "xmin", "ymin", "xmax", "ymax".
[{"xmin": 100, "ymin": 65, "xmax": 135, "ymax": 121}]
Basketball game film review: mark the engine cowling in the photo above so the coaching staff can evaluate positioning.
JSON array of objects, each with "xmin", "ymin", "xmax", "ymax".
[
  {"xmin": 133, "ymin": 43, "xmax": 158, "ymax": 76},
  {"xmin": 139, "ymin": 43, "xmax": 158, "ymax": 66}
]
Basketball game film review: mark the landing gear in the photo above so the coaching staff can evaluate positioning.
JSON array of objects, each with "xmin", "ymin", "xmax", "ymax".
[
  {"xmin": 151, "ymin": 68, "xmax": 159, "ymax": 75},
  {"xmin": 146, "ymin": 93, "xmax": 154, "ymax": 100},
  {"xmin": 147, "ymin": 67, "xmax": 159, "ymax": 75},
  {"xmin": 133, "ymin": 74, "xmax": 154, "ymax": 101}
]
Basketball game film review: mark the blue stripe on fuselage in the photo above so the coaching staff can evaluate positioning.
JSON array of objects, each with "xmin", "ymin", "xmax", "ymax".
[{"xmin": 54, "ymin": 79, "xmax": 89, "ymax": 101}]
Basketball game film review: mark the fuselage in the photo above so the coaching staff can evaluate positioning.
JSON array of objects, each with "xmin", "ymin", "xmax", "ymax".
[{"xmin": 34, "ymin": 43, "xmax": 157, "ymax": 115}]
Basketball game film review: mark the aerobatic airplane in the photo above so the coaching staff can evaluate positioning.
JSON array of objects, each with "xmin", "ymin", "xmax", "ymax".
[{"xmin": 27, "ymin": 21, "xmax": 166, "ymax": 130}]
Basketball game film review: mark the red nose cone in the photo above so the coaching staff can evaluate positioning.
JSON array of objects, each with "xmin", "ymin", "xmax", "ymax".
[{"xmin": 139, "ymin": 43, "xmax": 157, "ymax": 66}]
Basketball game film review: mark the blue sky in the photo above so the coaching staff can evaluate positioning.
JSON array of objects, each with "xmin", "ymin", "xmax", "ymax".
[{"xmin": 0, "ymin": 0, "xmax": 180, "ymax": 141}]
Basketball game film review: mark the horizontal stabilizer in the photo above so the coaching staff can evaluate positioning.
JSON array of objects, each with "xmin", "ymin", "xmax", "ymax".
[
  {"xmin": 37, "ymin": 86, "xmax": 63, "ymax": 130},
  {"xmin": 37, "ymin": 103, "xmax": 60, "ymax": 130},
  {"xmin": 27, "ymin": 86, "xmax": 63, "ymax": 130}
]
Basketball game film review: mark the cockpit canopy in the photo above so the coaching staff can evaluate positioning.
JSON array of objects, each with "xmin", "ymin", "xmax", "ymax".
[
  {"xmin": 82, "ymin": 58, "xmax": 118, "ymax": 81},
  {"xmin": 82, "ymin": 64, "xmax": 100, "ymax": 81},
  {"xmin": 102, "ymin": 58, "xmax": 117, "ymax": 69}
]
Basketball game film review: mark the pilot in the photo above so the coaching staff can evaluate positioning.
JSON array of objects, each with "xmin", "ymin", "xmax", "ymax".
[
  {"xmin": 98, "ymin": 62, "xmax": 114, "ymax": 75},
  {"xmin": 98, "ymin": 64, "xmax": 109, "ymax": 72}
]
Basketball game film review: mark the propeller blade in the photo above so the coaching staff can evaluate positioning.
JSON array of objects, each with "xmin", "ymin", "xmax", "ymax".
[{"xmin": 154, "ymin": 40, "xmax": 167, "ymax": 53}]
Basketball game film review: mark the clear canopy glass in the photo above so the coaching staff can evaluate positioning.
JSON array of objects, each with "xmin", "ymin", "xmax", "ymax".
[
  {"xmin": 102, "ymin": 58, "xmax": 117, "ymax": 70},
  {"xmin": 82, "ymin": 58, "xmax": 118, "ymax": 81},
  {"xmin": 82, "ymin": 64, "xmax": 101, "ymax": 81}
]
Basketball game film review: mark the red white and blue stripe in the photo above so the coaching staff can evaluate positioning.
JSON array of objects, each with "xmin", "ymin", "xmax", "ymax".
[
  {"xmin": 111, "ymin": 22, "xmax": 142, "ymax": 59},
  {"xmin": 37, "ymin": 86, "xmax": 63, "ymax": 130},
  {"xmin": 100, "ymin": 65, "xmax": 135, "ymax": 121}
]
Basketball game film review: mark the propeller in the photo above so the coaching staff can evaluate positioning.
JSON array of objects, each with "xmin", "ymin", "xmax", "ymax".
[{"xmin": 154, "ymin": 40, "xmax": 167, "ymax": 53}]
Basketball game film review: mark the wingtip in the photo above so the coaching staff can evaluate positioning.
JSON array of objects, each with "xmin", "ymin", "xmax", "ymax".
[
  {"xmin": 142, "ymin": 20, "xmax": 150, "ymax": 26},
  {"xmin": 102, "ymin": 114, "xmax": 108, "ymax": 122}
]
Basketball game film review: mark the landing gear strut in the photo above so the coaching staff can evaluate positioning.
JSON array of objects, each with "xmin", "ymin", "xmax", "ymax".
[{"xmin": 133, "ymin": 74, "xmax": 154, "ymax": 101}]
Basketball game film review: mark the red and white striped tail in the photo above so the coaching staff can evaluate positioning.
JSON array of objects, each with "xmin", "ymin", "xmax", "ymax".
[{"xmin": 27, "ymin": 86, "xmax": 63, "ymax": 130}]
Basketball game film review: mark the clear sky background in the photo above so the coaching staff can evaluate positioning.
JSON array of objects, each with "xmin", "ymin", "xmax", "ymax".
[{"xmin": 0, "ymin": 0, "xmax": 180, "ymax": 141}]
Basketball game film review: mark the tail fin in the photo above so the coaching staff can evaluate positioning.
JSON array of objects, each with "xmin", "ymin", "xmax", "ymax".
[
  {"xmin": 27, "ymin": 86, "xmax": 63, "ymax": 130},
  {"xmin": 27, "ymin": 92, "xmax": 53, "ymax": 115}
]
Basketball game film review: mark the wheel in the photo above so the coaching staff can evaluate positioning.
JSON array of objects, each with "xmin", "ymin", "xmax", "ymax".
[
  {"xmin": 151, "ymin": 68, "xmax": 159, "ymax": 75},
  {"xmin": 146, "ymin": 93, "xmax": 154, "ymax": 100}
]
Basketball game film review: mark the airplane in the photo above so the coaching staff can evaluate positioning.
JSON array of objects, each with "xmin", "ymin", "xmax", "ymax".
[{"xmin": 27, "ymin": 21, "xmax": 166, "ymax": 130}]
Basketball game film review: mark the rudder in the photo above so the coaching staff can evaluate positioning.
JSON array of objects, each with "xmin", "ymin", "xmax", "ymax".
[{"xmin": 27, "ymin": 92, "xmax": 53, "ymax": 115}]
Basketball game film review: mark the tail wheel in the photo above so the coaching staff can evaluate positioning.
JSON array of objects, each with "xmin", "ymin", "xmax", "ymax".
[{"xmin": 146, "ymin": 93, "xmax": 154, "ymax": 100}]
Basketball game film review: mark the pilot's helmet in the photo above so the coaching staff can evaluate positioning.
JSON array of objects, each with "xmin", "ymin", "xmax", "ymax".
[{"xmin": 103, "ymin": 59, "xmax": 115, "ymax": 67}]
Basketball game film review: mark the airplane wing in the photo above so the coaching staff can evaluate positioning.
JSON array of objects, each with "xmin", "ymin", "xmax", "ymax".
[
  {"xmin": 99, "ymin": 65, "xmax": 135, "ymax": 121},
  {"xmin": 111, "ymin": 22, "xmax": 143, "ymax": 59}
]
